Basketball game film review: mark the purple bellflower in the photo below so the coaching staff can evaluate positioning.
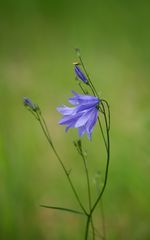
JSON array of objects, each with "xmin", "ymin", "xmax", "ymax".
[
  {"xmin": 74, "ymin": 65, "xmax": 88, "ymax": 84},
  {"xmin": 57, "ymin": 91, "xmax": 100, "ymax": 140}
]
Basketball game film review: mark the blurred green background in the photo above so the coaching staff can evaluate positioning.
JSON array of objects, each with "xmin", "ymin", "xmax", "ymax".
[{"xmin": 0, "ymin": 0, "xmax": 150, "ymax": 239}]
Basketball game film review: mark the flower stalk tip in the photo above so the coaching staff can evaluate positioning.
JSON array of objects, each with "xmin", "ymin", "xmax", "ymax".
[{"xmin": 75, "ymin": 48, "xmax": 81, "ymax": 57}]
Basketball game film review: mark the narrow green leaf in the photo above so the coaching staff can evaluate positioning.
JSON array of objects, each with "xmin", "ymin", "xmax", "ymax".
[{"xmin": 40, "ymin": 204, "xmax": 84, "ymax": 215}]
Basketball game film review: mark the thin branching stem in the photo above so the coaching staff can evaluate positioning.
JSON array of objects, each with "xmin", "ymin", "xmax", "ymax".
[
  {"xmin": 84, "ymin": 103, "xmax": 110, "ymax": 239},
  {"xmin": 78, "ymin": 143, "xmax": 95, "ymax": 240},
  {"xmin": 92, "ymin": 102, "xmax": 110, "ymax": 213},
  {"xmin": 76, "ymin": 54, "xmax": 110, "ymax": 240},
  {"xmin": 36, "ymin": 111, "xmax": 88, "ymax": 216},
  {"xmin": 87, "ymin": 102, "xmax": 110, "ymax": 238},
  {"xmin": 78, "ymin": 56, "xmax": 98, "ymax": 98}
]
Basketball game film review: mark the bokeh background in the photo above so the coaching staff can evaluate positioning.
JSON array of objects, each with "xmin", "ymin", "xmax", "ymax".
[{"xmin": 0, "ymin": 1, "xmax": 150, "ymax": 239}]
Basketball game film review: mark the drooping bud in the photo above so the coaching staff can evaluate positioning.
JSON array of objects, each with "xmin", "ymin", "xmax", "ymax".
[
  {"xmin": 23, "ymin": 97, "xmax": 37, "ymax": 111},
  {"xmin": 74, "ymin": 65, "xmax": 88, "ymax": 84}
]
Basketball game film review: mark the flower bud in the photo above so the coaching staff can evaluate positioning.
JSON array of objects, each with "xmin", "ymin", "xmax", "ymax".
[
  {"xmin": 74, "ymin": 65, "xmax": 88, "ymax": 84},
  {"xmin": 23, "ymin": 97, "xmax": 37, "ymax": 111}
]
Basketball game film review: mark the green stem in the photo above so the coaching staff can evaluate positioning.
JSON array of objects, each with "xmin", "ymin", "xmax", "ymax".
[
  {"xmin": 85, "ymin": 215, "xmax": 91, "ymax": 240},
  {"xmin": 80, "ymin": 150, "xmax": 95, "ymax": 240},
  {"xmin": 78, "ymin": 56, "xmax": 99, "ymax": 98},
  {"xmin": 36, "ymin": 111, "xmax": 88, "ymax": 216},
  {"xmin": 101, "ymin": 99, "xmax": 110, "ymax": 131},
  {"xmin": 81, "ymin": 153, "xmax": 92, "ymax": 213},
  {"xmin": 91, "ymin": 101, "xmax": 110, "ymax": 215},
  {"xmin": 77, "ymin": 58, "xmax": 110, "ymax": 239},
  {"xmin": 80, "ymin": 70, "xmax": 110, "ymax": 217},
  {"xmin": 97, "ymin": 116, "xmax": 108, "ymax": 150}
]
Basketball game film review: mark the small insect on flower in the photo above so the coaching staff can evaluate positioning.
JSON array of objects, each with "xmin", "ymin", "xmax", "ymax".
[
  {"xmin": 57, "ymin": 91, "xmax": 100, "ymax": 140},
  {"xmin": 74, "ymin": 65, "xmax": 88, "ymax": 84}
]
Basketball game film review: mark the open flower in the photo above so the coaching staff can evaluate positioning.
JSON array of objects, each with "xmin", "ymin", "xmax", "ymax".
[{"xmin": 57, "ymin": 91, "xmax": 100, "ymax": 140}]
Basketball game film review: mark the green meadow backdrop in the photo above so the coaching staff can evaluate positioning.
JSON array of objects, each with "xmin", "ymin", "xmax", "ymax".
[{"xmin": 0, "ymin": 1, "xmax": 150, "ymax": 239}]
